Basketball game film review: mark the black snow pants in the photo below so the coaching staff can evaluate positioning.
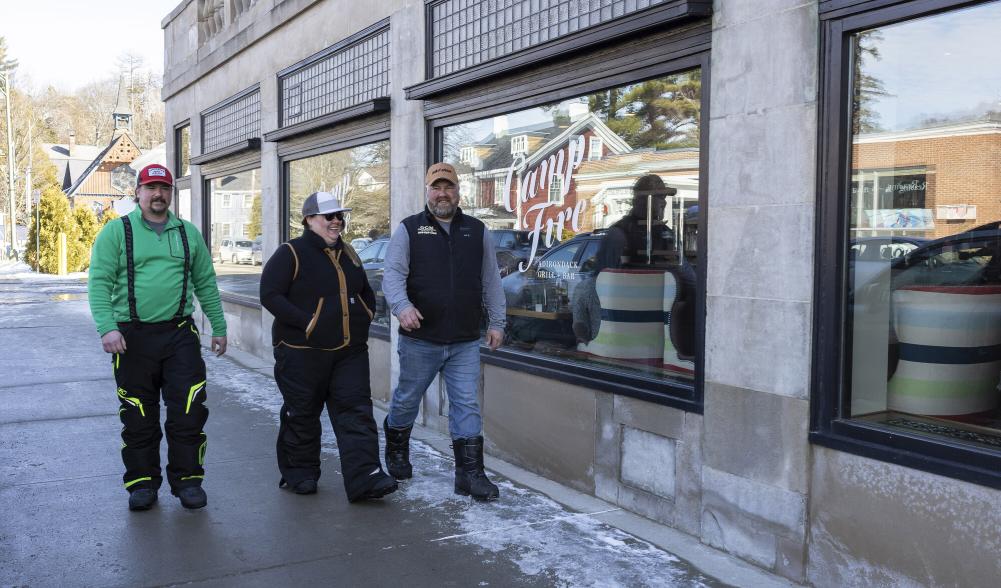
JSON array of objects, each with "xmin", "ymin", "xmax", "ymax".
[
  {"xmin": 113, "ymin": 318, "xmax": 208, "ymax": 494},
  {"xmin": 273, "ymin": 343, "xmax": 383, "ymax": 501}
]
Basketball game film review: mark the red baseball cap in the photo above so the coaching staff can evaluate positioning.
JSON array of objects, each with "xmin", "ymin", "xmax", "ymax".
[{"xmin": 137, "ymin": 164, "xmax": 174, "ymax": 187}]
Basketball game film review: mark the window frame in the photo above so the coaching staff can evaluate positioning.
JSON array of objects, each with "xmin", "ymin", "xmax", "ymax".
[
  {"xmin": 811, "ymin": 0, "xmax": 1001, "ymax": 489},
  {"xmin": 279, "ymin": 131, "xmax": 393, "ymax": 340},
  {"xmin": 430, "ymin": 51, "xmax": 711, "ymax": 412},
  {"xmin": 589, "ymin": 136, "xmax": 603, "ymax": 161},
  {"xmin": 174, "ymin": 120, "xmax": 192, "ymax": 180},
  {"xmin": 547, "ymin": 173, "xmax": 564, "ymax": 204}
]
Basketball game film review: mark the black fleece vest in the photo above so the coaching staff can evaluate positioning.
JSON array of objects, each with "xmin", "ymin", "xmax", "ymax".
[{"xmin": 401, "ymin": 207, "xmax": 484, "ymax": 343}]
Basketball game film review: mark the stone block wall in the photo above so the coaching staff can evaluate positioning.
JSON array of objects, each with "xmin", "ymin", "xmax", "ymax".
[{"xmin": 701, "ymin": 0, "xmax": 819, "ymax": 582}]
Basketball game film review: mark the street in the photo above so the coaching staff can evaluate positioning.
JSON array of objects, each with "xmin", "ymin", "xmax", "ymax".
[{"xmin": 0, "ymin": 263, "xmax": 783, "ymax": 587}]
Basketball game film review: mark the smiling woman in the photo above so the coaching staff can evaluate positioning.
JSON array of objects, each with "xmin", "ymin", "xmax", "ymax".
[{"xmin": 285, "ymin": 140, "xmax": 391, "ymax": 327}]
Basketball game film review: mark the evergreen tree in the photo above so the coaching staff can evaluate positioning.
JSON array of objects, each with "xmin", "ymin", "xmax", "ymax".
[
  {"xmin": 588, "ymin": 71, "xmax": 701, "ymax": 149},
  {"xmin": 247, "ymin": 195, "xmax": 262, "ymax": 240},
  {"xmin": 72, "ymin": 205, "xmax": 99, "ymax": 271},
  {"xmin": 24, "ymin": 187, "xmax": 73, "ymax": 274},
  {"xmin": 851, "ymin": 31, "xmax": 891, "ymax": 135},
  {"xmin": 100, "ymin": 208, "xmax": 120, "ymax": 227}
]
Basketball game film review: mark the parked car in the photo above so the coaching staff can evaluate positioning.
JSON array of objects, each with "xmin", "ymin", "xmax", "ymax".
[
  {"xmin": 500, "ymin": 232, "xmax": 604, "ymax": 312},
  {"xmin": 350, "ymin": 237, "xmax": 373, "ymax": 251},
  {"xmin": 218, "ymin": 238, "xmax": 256, "ymax": 264},
  {"xmin": 852, "ymin": 225, "xmax": 1001, "ymax": 306},
  {"xmin": 358, "ymin": 237, "xmax": 390, "ymax": 323},
  {"xmin": 849, "ymin": 236, "xmax": 928, "ymax": 292},
  {"xmin": 489, "ymin": 229, "xmax": 549, "ymax": 269},
  {"xmin": 889, "ymin": 222, "xmax": 1001, "ymax": 288}
]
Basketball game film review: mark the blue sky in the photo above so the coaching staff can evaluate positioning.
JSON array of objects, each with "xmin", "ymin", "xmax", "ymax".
[
  {"xmin": 861, "ymin": 1, "xmax": 1001, "ymax": 131},
  {"xmin": 0, "ymin": 0, "xmax": 180, "ymax": 91}
]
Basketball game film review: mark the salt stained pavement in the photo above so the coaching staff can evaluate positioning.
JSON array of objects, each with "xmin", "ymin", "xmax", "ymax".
[
  {"xmin": 207, "ymin": 352, "xmax": 720, "ymax": 588},
  {"xmin": 0, "ymin": 261, "xmax": 722, "ymax": 587}
]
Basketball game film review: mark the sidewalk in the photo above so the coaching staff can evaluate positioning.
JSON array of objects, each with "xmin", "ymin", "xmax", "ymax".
[{"xmin": 0, "ymin": 269, "xmax": 795, "ymax": 587}]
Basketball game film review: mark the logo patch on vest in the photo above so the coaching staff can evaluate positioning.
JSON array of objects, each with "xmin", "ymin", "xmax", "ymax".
[{"xmin": 417, "ymin": 225, "xmax": 437, "ymax": 235}]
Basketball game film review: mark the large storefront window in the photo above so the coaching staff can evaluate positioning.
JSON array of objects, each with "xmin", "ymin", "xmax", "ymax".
[
  {"xmin": 845, "ymin": 1, "xmax": 1001, "ymax": 451},
  {"xmin": 442, "ymin": 71, "xmax": 702, "ymax": 387},
  {"xmin": 286, "ymin": 141, "xmax": 391, "ymax": 325},
  {"xmin": 208, "ymin": 168, "xmax": 263, "ymax": 299}
]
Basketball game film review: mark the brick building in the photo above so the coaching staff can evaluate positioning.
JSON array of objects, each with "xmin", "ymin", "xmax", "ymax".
[{"xmin": 852, "ymin": 114, "xmax": 1001, "ymax": 239}]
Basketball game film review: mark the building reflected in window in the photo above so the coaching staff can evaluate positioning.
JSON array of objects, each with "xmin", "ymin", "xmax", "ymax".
[
  {"xmin": 442, "ymin": 70, "xmax": 702, "ymax": 385},
  {"xmin": 846, "ymin": 1, "xmax": 1001, "ymax": 449},
  {"xmin": 208, "ymin": 168, "xmax": 263, "ymax": 301}
]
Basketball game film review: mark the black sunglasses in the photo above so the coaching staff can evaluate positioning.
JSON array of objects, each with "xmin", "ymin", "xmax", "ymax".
[{"xmin": 317, "ymin": 212, "xmax": 345, "ymax": 221}]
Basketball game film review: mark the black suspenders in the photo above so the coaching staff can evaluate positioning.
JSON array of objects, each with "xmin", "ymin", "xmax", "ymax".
[
  {"xmin": 175, "ymin": 223, "xmax": 191, "ymax": 321},
  {"xmin": 121, "ymin": 216, "xmax": 191, "ymax": 324}
]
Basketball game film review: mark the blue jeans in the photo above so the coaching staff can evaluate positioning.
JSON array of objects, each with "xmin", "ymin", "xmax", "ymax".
[{"xmin": 387, "ymin": 336, "xmax": 482, "ymax": 439}]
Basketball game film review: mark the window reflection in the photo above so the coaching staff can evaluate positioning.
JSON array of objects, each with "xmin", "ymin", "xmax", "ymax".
[
  {"xmin": 846, "ymin": 1, "xmax": 1001, "ymax": 449},
  {"xmin": 286, "ymin": 140, "xmax": 391, "ymax": 325},
  {"xmin": 177, "ymin": 125, "xmax": 191, "ymax": 178},
  {"xmin": 176, "ymin": 188, "xmax": 191, "ymax": 220},
  {"xmin": 208, "ymin": 169, "xmax": 263, "ymax": 300},
  {"xmin": 442, "ymin": 70, "xmax": 702, "ymax": 385}
]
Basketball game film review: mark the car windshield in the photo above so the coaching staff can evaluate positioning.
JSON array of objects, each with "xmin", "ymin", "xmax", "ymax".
[
  {"xmin": 236, "ymin": 241, "xmax": 253, "ymax": 248},
  {"xmin": 893, "ymin": 234, "xmax": 1000, "ymax": 288}
]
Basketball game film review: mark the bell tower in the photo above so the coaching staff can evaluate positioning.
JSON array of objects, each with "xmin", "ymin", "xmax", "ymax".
[{"xmin": 112, "ymin": 77, "xmax": 133, "ymax": 136}]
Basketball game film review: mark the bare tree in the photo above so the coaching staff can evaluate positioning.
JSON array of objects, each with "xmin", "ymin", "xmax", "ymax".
[{"xmin": 76, "ymin": 80, "xmax": 117, "ymax": 145}]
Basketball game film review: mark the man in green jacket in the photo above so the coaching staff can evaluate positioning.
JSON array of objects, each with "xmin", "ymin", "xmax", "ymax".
[{"xmin": 88, "ymin": 163, "xmax": 227, "ymax": 511}]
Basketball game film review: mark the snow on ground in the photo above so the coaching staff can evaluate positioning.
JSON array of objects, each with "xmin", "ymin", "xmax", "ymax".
[
  {"xmin": 204, "ymin": 351, "xmax": 717, "ymax": 588},
  {"xmin": 0, "ymin": 262, "xmax": 87, "ymax": 281},
  {"xmin": 0, "ymin": 265, "xmax": 91, "ymax": 318},
  {"xmin": 0, "ymin": 265, "xmax": 718, "ymax": 587}
]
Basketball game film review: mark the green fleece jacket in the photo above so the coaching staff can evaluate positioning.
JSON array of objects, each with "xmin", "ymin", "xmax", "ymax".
[{"xmin": 88, "ymin": 207, "xmax": 227, "ymax": 337}]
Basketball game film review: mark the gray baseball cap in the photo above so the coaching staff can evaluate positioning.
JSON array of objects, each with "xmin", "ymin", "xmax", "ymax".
[{"xmin": 301, "ymin": 191, "xmax": 352, "ymax": 217}]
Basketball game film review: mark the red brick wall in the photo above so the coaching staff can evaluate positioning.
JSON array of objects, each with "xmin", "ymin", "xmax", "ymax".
[{"xmin": 852, "ymin": 131, "xmax": 1001, "ymax": 239}]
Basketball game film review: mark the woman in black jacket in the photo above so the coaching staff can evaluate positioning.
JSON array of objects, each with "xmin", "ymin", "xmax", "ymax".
[{"xmin": 260, "ymin": 191, "xmax": 397, "ymax": 502}]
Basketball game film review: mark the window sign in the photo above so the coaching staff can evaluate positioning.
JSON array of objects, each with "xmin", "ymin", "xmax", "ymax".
[
  {"xmin": 208, "ymin": 168, "xmax": 263, "ymax": 300},
  {"xmin": 286, "ymin": 140, "xmax": 391, "ymax": 326},
  {"xmin": 845, "ymin": 1, "xmax": 1001, "ymax": 450},
  {"xmin": 442, "ymin": 70, "xmax": 702, "ymax": 385}
]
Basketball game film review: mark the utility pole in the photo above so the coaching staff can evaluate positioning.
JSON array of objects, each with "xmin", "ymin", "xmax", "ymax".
[
  {"xmin": 24, "ymin": 120, "xmax": 31, "ymax": 219},
  {"xmin": 1, "ymin": 66, "xmax": 16, "ymax": 254},
  {"xmin": 32, "ymin": 189, "xmax": 39, "ymax": 271}
]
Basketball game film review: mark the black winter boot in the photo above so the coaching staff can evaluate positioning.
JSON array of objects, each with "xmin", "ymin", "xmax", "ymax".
[
  {"xmin": 452, "ymin": 436, "xmax": 499, "ymax": 502},
  {"xmin": 128, "ymin": 488, "xmax": 157, "ymax": 511},
  {"xmin": 384, "ymin": 416, "xmax": 413, "ymax": 480}
]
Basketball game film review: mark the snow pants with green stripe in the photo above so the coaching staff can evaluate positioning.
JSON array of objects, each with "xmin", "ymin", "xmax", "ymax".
[{"xmin": 112, "ymin": 318, "xmax": 208, "ymax": 494}]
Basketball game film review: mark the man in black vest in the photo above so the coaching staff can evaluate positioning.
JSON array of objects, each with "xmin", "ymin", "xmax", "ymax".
[{"xmin": 381, "ymin": 162, "xmax": 505, "ymax": 501}]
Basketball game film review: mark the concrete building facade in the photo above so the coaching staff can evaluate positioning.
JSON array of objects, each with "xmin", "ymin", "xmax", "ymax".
[{"xmin": 161, "ymin": 1, "xmax": 1001, "ymax": 585}]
